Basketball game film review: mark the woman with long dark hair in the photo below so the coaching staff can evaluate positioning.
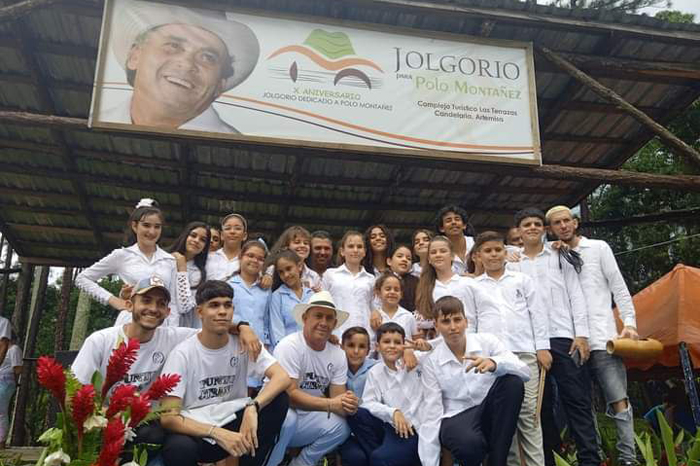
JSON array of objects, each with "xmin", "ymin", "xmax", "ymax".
[
  {"xmin": 362, "ymin": 224, "xmax": 395, "ymax": 277},
  {"xmin": 75, "ymin": 198, "xmax": 180, "ymax": 326},
  {"xmin": 167, "ymin": 221, "xmax": 210, "ymax": 328}
]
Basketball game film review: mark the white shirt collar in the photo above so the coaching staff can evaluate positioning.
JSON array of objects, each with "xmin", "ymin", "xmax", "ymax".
[
  {"xmin": 124, "ymin": 244, "xmax": 172, "ymax": 263},
  {"xmin": 338, "ymin": 263, "xmax": 373, "ymax": 279},
  {"xmin": 101, "ymin": 96, "xmax": 238, "ymax": 134},
  {"xmin": 435, "ymin": 332, "xmax": 483, "ymax": 366}
]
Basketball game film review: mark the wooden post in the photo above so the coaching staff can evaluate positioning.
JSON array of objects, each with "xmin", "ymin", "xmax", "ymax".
[
  {"xmin": 537, "ymin": 46, "xmax": 700, "ymax": 169},
  {"xmin": 54, "ymin": 267, "xmax": 73, "ymax": 352},
  {"xmin": 69, "ymin": 290, "xmax": 91, "ymax": 350},
  {"xmin": 11, "ymin": 263, "xmax": 33, "ymax": 339},
  {"xmin": 0, "ymin": 239, "xmax": 11, "ymax": 316},
  {"xmin": 11, "ymin": 265, "xmax": 49, "ymax": 446}
]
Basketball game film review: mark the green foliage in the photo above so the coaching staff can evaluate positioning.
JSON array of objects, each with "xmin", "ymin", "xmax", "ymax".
[
  {"xmin": 655, "ymin": 10, "xmax": 696, "ymax": 23},
  {"xmin": 588, "ymin": 99, "xmax": 700, "ymax": 294},
  {"xmin": 657, "ymin": 409, "xmax": 678, "ymax": 465}
]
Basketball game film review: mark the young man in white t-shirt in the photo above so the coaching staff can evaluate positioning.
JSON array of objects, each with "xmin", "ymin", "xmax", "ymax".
[
  {"xmin": 159, "ymin": 280, "xmax": 290, "ymax": 466},
  {"xmin": 269, "ymin": 291, "xmax": 358, "ymax": 466},
  {"xmin": 71, "ymin": 276, "xmax": 262, "ymax": 450}
]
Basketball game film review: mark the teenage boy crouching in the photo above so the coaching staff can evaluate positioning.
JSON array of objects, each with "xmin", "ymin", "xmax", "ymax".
[{"xmin": 159, "ymin": 280, "xmax": 290, "ymax": 466}]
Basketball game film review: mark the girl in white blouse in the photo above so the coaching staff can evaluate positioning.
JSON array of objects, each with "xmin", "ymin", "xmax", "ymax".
[
  {"xmin": 167, "ymin": 221, "xmax": 210, "ymax": 328},
  {"xmin": 410, "ymin": 229, "xmax": 433, "ymax": 278},
  {"xmin": 75, "ymin": 199, "xmax": 180, "ymax": 326},
  {"xmin": 362, "ymin": 224, "xmax": 394, "ymax": 277},
  {"xmin": 206, "ymin": 213, "xmax": 248, "ymax": 281},
  {"xmin": 321, "ymin": 230, "xmax": 375, "ymax": 338}
]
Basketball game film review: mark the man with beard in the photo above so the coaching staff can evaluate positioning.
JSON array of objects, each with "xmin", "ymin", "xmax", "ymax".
[
  {"xmin": 72, "ymin": 276, "xmax": 262, "ymax": 451},
  {"xmin": 546, "ymin": 205, "xmax": 639, "ymax": 466},
  {"xmin": 100, "ymin": 0, "xmax": 259, "ymax": 133}
]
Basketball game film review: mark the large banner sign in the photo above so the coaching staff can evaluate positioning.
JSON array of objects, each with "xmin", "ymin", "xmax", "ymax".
[{"xmin": 90, "ymin": 0, "xmax": 541, "ymax": 165}]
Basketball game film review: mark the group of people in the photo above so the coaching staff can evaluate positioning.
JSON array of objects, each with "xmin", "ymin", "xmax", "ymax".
[{"xmin": 69, "ymin": 198, "xmax": 640, "ymax": 466}]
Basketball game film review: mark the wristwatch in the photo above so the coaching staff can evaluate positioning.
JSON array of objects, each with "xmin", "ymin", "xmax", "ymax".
[
  {"xmin": 236, "ymin": 321, "xmax": 250, "ymax": 331},
  {"xmin": 245, "ymin": 399, "xmax": 260, "ymax": 413}
]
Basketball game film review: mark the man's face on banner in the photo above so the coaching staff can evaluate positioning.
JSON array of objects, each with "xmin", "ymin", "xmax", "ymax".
[{"xmin": 127, "ymin": 23, "xmax": 230, "ymax": 121}]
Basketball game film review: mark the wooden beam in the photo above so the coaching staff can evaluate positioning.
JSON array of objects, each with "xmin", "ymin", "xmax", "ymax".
[
  {"xmin": 0, "ymin": 0, "xmax": 61, "ymax": 23},
  {"xmin": 543, "ymin": 51, "xmax": 700, "ymax": 82},
  {"xmin": 369, "ymin": 0, "xmax": 700, "ymax": 45},
  {"xmin": 2, "ymin": 110, "xmax": 700, "ymax": 192},
  {"xmin": 582, "ymin": 207, "xmax": 700, "ymax": 228},
  {"xmin": 529, "ymin": 165, "xmax": 700, "ymax": 191},
  {"xmin": 537, "ymin": 46, "xmax": 700, "ymax": 169}
]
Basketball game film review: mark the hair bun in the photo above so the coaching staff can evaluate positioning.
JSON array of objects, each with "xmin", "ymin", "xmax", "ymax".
[{"xmin": 135, "ymin": 198, "xmax": 158, "ymax": 209}]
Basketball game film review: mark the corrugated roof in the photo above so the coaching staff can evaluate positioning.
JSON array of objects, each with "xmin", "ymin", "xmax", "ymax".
[{"xmin": 1, "ymin": 0, "xmax": 699, "ymax": 265}]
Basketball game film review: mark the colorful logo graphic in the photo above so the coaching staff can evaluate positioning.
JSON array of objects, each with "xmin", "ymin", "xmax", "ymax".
[{"xmin": 268, "ymin": 29, "xmax": 383, "ymax": 89}]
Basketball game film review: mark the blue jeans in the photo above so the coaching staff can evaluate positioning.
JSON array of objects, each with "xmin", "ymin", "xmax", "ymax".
[
  {"xmin": 589, "ymin": 350, "xmax": 635, "ymax": 463},
  {"xmin": 0, "ymin": 379, "xmax": 15, "ymax": 443}
]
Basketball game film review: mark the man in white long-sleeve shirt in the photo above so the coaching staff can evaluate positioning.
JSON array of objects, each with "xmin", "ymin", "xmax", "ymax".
[
  {"xmin": 547, "ymin": 205, "xmax": 639, "ymax": 466},
  {"xmin": 508, "ymin": 208, "xmax": 599, "ymax": 466},
  {"xmin": 421, "ymin": 296, "xmax": 529, "ymax": 466}
]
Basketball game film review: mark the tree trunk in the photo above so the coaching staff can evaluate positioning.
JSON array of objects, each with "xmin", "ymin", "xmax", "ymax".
[
  {"xmin": 69, "ymin": 290, "xmax": 91, "ymax": 350},
  {"xmin": 11, "ymin": 263, "xmax": 33, "ymax": 340},
  {"xmin": 0, "ymin": 239, "xmax": 11, "ymax": 316},
  {"xmin": 54, "ymin": 267, "xmax": 73, "ymax": 352},
  {"xmin": 11, "ymin": 265, "xmax": 49, "ymax": 446}
]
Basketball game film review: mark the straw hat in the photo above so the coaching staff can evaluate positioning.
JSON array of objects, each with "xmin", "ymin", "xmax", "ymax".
[
  {"xmin": 111, "ymin": 0, "xmax": 260, "ymax": 92},
  {"xmin": 292, "ymin": 291, "xmax": 350, "ymax": 330}
]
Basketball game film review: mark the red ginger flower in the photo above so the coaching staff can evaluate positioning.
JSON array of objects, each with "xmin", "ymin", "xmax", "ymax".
[
  {"xmin": 106, "ymin": 384, "xmax": 136, "ymax": 418},
  {"xmin": 102, "ymin": 339, "xmax": 140, "ymax": 399},
  {"xmin": 144, "ymin": 373, "xmax": 181, "ymax": 401},
  {"xmin": 37, "ymin": 356, "xmax": 66, "ymax": 407},
  {"xmin": 97, "ymin": 417, "xmax": 125, "ymax": 466},
  {"xmin": 128, "ymin": 394, "xmax": 150, "ymax": 428},
  {"xmin": 71, "ymin": 384, "xmax": 96, "ymax": 439}
]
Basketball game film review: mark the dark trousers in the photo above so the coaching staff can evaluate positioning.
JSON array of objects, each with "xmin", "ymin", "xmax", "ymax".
[
  {"xmin": 342, "ymin": 407, "xmax": 420, "ymax": 466},
  {"xmin": 541, "ymin": 338, "xmax": 600, "ymax": 466},
  {"xmin": 122, "ymin": 421, "xmax": 167, "ymax": 461},
  {"xmin": 439, "ymin": 374, "xmax": 524, "ymax": 466},
  {"xmin": 161, "ymin": 392, "xmax": 289, "ymax": 466}
]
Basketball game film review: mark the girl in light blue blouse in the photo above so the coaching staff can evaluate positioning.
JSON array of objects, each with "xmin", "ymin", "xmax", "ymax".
[
  {"xmin": 268, "ymin": 249, "xmax": 313, "ymax": 349},
  {"xmin": 228, "ymin": 240, "xmax": 271, "ymax": 390}
]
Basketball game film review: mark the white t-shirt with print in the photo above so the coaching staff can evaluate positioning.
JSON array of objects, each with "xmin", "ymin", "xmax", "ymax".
[
  {"xmin": 273, "ymin": 332, "xmax": 347, "ymax": 401},
  {"xmin": 163, "ymin": 333, "xmax": 276, "ymax": 410},
  {"xmin": 0, "ymin": 317, "xmax": 10, "ymax": 340},
  {"xmin": 0, "ymin": 345, "xmax": 21, "ymax": 379},
  {"xmin": 71, "ymin": 325, "xmax": 197, "ymax": 392}
]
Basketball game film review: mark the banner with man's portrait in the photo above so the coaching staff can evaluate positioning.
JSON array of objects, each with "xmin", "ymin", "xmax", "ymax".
[{"xmin": 90, "ymin": 0, "xmax": 541, "ymax": 165}]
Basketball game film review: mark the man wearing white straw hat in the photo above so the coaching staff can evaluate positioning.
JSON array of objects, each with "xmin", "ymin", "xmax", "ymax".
[
  {"xmin": 268, "ymin": 291, "xmax": 358, "ymax": 466},
  {"xmin": 101, "ymin": 0, "xmax": 260, "ymax": 133}
]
